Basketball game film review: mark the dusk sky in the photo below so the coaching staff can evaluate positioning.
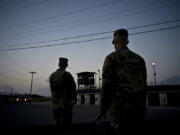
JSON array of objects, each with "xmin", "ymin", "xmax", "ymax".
[{"xmin": 0, "ymin": 0, "xmax": 180, "ymax": 96}]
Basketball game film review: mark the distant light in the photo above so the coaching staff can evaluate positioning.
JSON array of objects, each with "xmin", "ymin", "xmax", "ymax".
[{"xmin": 152, "ymin": 62, "xmax": 156, "ymax": 66}]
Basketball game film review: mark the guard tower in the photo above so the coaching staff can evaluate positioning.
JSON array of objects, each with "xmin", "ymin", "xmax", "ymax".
[{"xmin": 77, "ymin": 71, "xmax": 96, "ymax": 90}]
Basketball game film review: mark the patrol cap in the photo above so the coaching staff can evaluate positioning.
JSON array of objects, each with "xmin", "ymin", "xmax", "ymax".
[
  {"xmin": 112, "ymin": 29, "xmax": 128, "ymax": 44},
  {"xmin": 59, "ymin": 57, "xmax": 68, "ymax": 67}
]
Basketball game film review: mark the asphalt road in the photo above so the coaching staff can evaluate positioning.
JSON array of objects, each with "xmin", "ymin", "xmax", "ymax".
[
  {"xmin": 0, "ymin": 102, "xmax": 101, "ymax": 126},
  {"xmin": 0, "ymin": 102, "xmax": 180, "ymax": 135}
]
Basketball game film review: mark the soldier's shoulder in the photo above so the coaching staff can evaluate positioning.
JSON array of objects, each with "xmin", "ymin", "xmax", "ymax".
[
  {"xmin": 129, "ymin": 50, "xmax": 145, "ymax": 62},
  {"xmin": 49, "ymin": 71, "xmax": 56, "ymax": 79},
  {"xmin": 105, "ymin": 51, "xmax": 117, "ymax": 61},
  {"xmin": 64, "ymin": 71, "xmax": 73, "ymax": 77},
  {"xmin": 49, "ymin": 69, "xmax": 60, "ymax": 78},
  {"xmin": 64, "ymin": 70, "xmax": 70, "ymax": 75},
  {"xmin": 108, "ymin": 50, "xmax": 117, "ymax": 57},
  {"xmin": 50, "ymin": 70, "xmax": 55, "ymax": 76}
]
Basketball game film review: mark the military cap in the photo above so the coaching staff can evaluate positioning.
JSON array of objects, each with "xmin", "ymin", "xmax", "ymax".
[
  {"xmin": 114, "ymin": 29, "xmax": 128, "ymax": 38},
  {"xmin": 112, "ymin": 29, "xmax": 128, "ymax": 44},
  {"xmin": 59, "ymin": 57, "xmax": 68, "ymax": 66}
]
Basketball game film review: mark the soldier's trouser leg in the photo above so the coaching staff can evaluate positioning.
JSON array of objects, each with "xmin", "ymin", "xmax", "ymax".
[
  {"xmin": 53, "ymin": 108, "xmax": 61, "ymax": 126},
  {"xmin": 110, "ymin": 109, "xmax": 146, "ymax": 135},
  {"xmin": 53, "ymin": 107, "xmax": 73, "ymax": 126},
  {"xmin": 110, "ymin": 120, "xmax": 126, "ymax": 135}
]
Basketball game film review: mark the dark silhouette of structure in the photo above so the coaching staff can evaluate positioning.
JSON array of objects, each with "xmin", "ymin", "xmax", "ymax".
[
  {"xmin": 77, "ymin": 72, "xmax": 96, "ymax": 90},
  {"xmin": 76, "ymin": 72, "xmax": 100, "ymax": 105},
  {"xmin": 29, "ymin": 71, "xmax": 37, "ymax": 95}
]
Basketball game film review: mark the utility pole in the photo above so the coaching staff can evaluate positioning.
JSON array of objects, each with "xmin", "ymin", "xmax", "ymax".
[
  {"xmin": 97, "ymin": 69, "xmax": 101, "ymax": 89},
  {"xmin": 29, "ymin": 71, "xmax": 37, "ymax": 95},
  {"xmin": 152, "ymin": 62, "xmax": 157, "ymax": 86}
]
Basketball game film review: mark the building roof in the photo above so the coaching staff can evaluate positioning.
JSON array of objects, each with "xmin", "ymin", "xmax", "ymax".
[
  {"xmin": 148, "ymin": 85, "xmax": 180, "ymax": 93},
  {"xmin": 77, "ymin": 71, "xmax": 96, "ymax": 76}
]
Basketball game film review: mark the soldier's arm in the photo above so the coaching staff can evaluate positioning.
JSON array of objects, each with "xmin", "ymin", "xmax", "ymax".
[
  {"xmin": 49, "ymin": 74, "xmax": 55, "ymax": 91},
  {"xmin": 139, "ymin": 57, "xmax": 147, "ymax": 94},
  {"xmin": 100, "ymin": 55, "xmax": 115, "ymax": 115},
  {"xmin": 140, "ymin": 58, "xmax": 147, "ymax": 84},
  {"xmin": 68, "ymin": 73, "xmax": 76, "ymax": 88},
  {"xmin": 67, "ymin": 73, "xmax": 77, "ymax": 99}
]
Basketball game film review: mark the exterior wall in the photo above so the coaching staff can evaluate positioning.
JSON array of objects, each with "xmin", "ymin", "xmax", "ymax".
[
  {"xmin": 85, "ymin": 94, "xmax": 90, "ymax": 104},
  {"xmin": 148, "ymin": 91, "xmax": 180, "ymax": 106},
  {"xmin": 76, "ymin": 86, "xmax": 180, "ymax": 106},
  {"xmin": 76, "ymin": 92, "xmax": 180, "ymax": 106},
  {"xmin": 159, "ymin": 93, "xmax": 168, "ymax": 106},
  {"xmin": 95, "ymin": 94, "xmax": 101, "ymax": 105},
  {"xmin": 76, "ymin": 95, "xmax": 81, "ymax": 105},
  {"xmin": 76, "ymin": 93, "xmax": 101, "ymax": 105}
]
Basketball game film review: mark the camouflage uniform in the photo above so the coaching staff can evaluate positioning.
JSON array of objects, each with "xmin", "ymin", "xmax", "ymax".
[
  {"xmin": 49, "ymin": 68, "xmax": 76, "ymax": 126},
  {"xmin": 100, "ymin": 47, "xmax": 147, "ymax": 135}
]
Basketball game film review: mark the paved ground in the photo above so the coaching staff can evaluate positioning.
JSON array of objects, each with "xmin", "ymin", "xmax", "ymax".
[
  {"xmin": 0, "ymin": 103, "xmax": 180, "ymax": 135},
  {"xmin": 1, "ymin": 120, "xmax": 180, "ymax": 135}
]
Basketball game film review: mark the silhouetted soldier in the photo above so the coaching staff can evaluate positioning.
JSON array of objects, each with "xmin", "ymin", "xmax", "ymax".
[
  {"xmin": 97, "ymin": 29, "xmax": 147, "ymax": 135},
  {"xmin": 49, "ymin": 57, "xmax": 76, "ymax": 127}
]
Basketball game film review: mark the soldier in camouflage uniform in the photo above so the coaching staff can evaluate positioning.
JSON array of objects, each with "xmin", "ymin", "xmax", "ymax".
[
  {"xmin": 96, "ymin": 29, "xmax": 147, "ymax": 135},
  {"xmin": 49, "ymin": 57, "xmax": 76, "ymax": 126}
]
